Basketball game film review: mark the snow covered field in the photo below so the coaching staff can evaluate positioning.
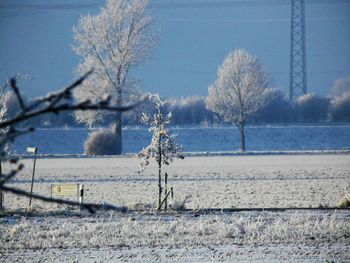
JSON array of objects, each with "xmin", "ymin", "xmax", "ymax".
[
  {"xmin": 2, "ymin": 211, "xmax": 349, "ymax": 262},
  {"xmin": 1, "ymin": 154, "xmax": 350, "ymax": 261},
  {"xmin": 4, "ymin": 154, "xmax": 350, "ymax": 209}
]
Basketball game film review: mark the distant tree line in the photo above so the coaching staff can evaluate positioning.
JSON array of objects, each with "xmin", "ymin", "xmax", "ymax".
[{"xmin": 1, "ymin": 75, "xmax": 350, "ymax": 128}]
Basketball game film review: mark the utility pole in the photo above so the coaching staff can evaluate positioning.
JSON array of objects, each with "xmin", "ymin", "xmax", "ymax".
[{"xmin": 290, "ymin": 0, "xmax": 307, "ymax": 101}]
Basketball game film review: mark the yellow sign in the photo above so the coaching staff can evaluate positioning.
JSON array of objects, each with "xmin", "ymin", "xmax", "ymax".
[{"xmin": 51, "ymin": 184, "xmax": 79, "ymax": 196}]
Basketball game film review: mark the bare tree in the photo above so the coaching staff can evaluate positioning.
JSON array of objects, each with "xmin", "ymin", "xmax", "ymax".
[
  {"xmin": 72, "ymin": 0, "xmax": 155, "ymax": 154},
  {"xmin": 206, "ymin": 49, "xmax": 269, "ymax": 152},
  {"xmin": 0, "ymin": 71, "xmax": 145, "ymax": 213}
]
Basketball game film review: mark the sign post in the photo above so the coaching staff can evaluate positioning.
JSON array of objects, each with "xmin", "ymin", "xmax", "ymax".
[
  {"xmin": 79, "ymin": 184, "xmax": 84, "ymax": 210},
  {"xmin": 27, "ymin": 147, "xmax": 38, "ymax": 208}
]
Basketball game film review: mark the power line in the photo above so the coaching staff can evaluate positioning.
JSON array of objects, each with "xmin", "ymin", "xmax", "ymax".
[
  {"xmin": 150, "ymin": 0, "xmax": 350, "ymax": 9},
  {"xmin": 154, "ymin": 16, "xmax": 350, "ymax": 23},
  {"xmin": 0, "ymin": 0, "xmax": 349, "ymax": 11},
  {"xmin": 0, "ymin": 2, "xmax": 102, "ymax": 10}
]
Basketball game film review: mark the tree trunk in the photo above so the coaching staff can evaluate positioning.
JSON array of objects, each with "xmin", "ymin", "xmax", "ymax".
[
  {"xmin": 164, "ymin": 173, "xmax": 168, "ymax": 211},
  {"xmin": 113, "ymin": 111, "xmax": 122, "ymax": 155},
  {"xmin": 238, "ymin": 122, "xmax": 246, "ymax": 152},
  {"xmin": 158, "ymin": 136, "xmax": 162, "ymax": 209},
  {"xmin": 113, "ymin": 84, "xmax": 122, "ymax": 155}
]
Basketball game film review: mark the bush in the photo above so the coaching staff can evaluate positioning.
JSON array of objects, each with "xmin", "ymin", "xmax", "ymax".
[
  {"xmin": 169, "ymin": 195, "xmax": 191, "ymax": 211},
  {"xmin": 337, "ymin": 194, "xmax": 350, "ymax": 208},
  {"xmin": 84, "ymin": 129, "xmax": 121, "ymax": 155}
]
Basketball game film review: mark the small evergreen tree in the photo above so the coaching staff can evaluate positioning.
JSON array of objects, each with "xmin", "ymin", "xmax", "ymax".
[{"xmin": 138, "ymin": 94, "xmax": 183, "ymax": 210}]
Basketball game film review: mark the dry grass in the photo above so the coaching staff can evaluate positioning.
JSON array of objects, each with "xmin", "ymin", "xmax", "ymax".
[{"xmin": 1, "ymin": 212, "xmax": 349, "ymax": 251}]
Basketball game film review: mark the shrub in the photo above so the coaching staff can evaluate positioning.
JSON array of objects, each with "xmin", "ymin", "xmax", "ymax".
[
  {"xmin": 84, "ymin": 129, "xmax": 121, "ymax": 155},
  {"xmin": 169, "ymin": 195, "xmax": 191, "ymax": 211},
  {"xmin": 337, "ymin": 195, "xmax": 350, "ymax": 208}
]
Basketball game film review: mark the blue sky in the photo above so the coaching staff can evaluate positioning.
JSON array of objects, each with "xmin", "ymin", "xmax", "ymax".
[{"xmin": 1, "ymin": 0, "xmax": 350, "ymax": 99}]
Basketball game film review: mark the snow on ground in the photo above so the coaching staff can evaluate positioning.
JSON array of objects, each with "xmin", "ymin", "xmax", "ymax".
[
  {"xmin": 4, "ymin": 154, "xmax": 350, "ymax": 209},
  {"xmin": 1, "ymin": 154, "xmax": 350, "ymax": 261},
  {"xmin": 1, "ymin": 211, "xmax": 349, "ymax": 262}
]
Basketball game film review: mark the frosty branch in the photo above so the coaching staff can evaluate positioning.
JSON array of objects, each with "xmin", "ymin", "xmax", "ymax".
[
  {"xmin": 0, "ymin": 71, "xmax": 146, "ymax": 213},
  {"xmin": 0, "ymin": 71, "xmax": 145, "ymax": 130}
]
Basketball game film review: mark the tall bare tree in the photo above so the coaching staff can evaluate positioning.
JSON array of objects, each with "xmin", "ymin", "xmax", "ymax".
[
  {"xmin": 73, "ymin": 0, "xmax": 155, "ymax": 154},
  {"xmin": 206, "ymin": 49, "xmax": 269, "ymax": 152}
]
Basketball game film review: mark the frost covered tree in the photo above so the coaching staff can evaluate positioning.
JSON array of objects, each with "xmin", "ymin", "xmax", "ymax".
[
  {"xmin": 330, "ymin": 75, "xmax": 350, "ymax": 97},
  {"xmin": 253, "ymin": 88, "xmax": 293, "ymax": 123},
  {"xmin": 330, "ymin": 91, "xmax": 350, "ymax": 121},
  {"xmin": 167, "ymin": 96, "xmax": 215, "ymax": 125},
  {"xmin": 72, "ymin": 0, "xmax": 155, "ymax": 154},
  {"xmin": 296, "ymin": 93, "xmax": 330, "ymax": 122},
  {"xmin": 138, "ymin": 95, "xmax": 183, "ymax": 210},
  {"xmin": 206, "ymin": 49, "xmax": 269, "ymax": 152}
]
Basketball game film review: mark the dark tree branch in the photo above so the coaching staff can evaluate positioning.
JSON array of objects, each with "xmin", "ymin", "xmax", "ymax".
[
  {"xmin": 0, "ymin": 70, "xmax": 147, "ymax": 213},
  {"xmin": 0, "ymin": 184, "xmax": 127, "ymax": 213},
  {"xmin": 0, "ymin": 97, "xmax": 145, "ymax": 130},
  {"xmin": 9, "ymin": 78, "xmax": 26, "ymax": 111},
  {"xmin": 0, "ymin": 165, "xmax": 23, "ymax": 186},
  {"xmin": 1, "ymin": 70, "xmax": 147, "ymax": 129}
]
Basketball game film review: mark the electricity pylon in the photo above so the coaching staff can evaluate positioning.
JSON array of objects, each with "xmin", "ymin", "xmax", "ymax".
[{"xmin": 290, "ymin": 0, "xmax": 307, "ymax": 101}]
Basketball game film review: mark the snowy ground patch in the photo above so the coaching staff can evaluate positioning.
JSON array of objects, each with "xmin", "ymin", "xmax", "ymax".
[{"xmin": 1, "ymin": 154, "xmax": 349, "ymax": 261}]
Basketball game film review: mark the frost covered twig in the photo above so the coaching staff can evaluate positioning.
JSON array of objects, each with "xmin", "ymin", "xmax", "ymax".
[
  {"xmin": 0, "ymin": 71, "xmax": 146, "ymax": 130},
  {"xmin": 0, "ymin": 71, "xmax": 145, "ymax": 213}
]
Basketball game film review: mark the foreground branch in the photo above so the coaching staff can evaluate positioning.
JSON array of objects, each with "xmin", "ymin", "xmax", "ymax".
[
  {"xmin": 0, "ymin": 70, "xmax": 148, "ymax": 213},
  {"xmin": 0, "ymin": 99, "xmax": 146, "ymax": 129},
  {"xmin": 0, "ymin": 184, "xmax": 128, "ymax": 214},
  {"xmin": 0, "ymin": 71, "xmax": 148, "ymax": 129}
]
